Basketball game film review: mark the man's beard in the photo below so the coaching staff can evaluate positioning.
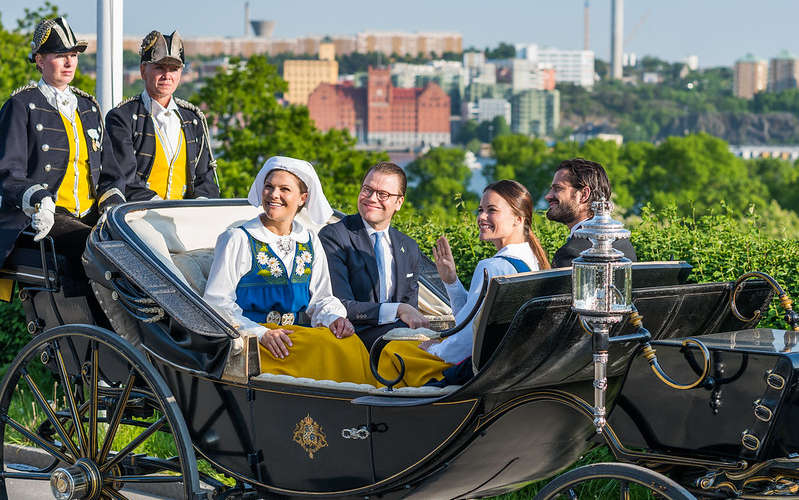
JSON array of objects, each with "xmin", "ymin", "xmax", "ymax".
[{"xmin": 546, "ymin": 201, "xmax": 580, "ymax": 225}]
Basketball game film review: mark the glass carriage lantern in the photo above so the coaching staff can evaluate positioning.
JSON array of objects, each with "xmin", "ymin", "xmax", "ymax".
[{"xmin": 571, "ymin": 197, "xmax": 633, "ymax": 434}]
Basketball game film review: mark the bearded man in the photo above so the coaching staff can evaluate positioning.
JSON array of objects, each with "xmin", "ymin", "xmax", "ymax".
[{"xmin": 544, "ymin": 158, "xmax": 637, "ymax": 268}]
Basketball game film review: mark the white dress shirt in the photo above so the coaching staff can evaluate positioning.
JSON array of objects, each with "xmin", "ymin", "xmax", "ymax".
[
  {"xmin": 142, "ymin": 90, "xmax": 181, "ymax": 161},
  {"xmin": 203, "ymin": 217, "xmax": 347, "ymax": 339},
  {"xmin": 361, "ymin": 217, "xmax": 400, "ymax": 325},
  {"xmin": 427, "ymin": 242, "xmax": 539, "ymax": 364},
  {"xmin": 568, "ymin": 217, "xmax": 590, "ymax": 238},
  {"xmin": 38, "ymin": 79, "xmax": 77, "ymax": 121}
]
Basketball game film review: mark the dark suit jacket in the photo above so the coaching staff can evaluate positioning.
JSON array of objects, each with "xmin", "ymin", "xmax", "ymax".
[
  {"xmin": 105, "ymin": 94, "xmax": 219, "ymax": 201},
  {"xmin": 0, "ymin": 85, "xmax": 124, "ymax": 267},
  {"xmin": 318, "ymin": 214, "xmax": 422, "ymax": 332},
  {"xmin": 552, "ymin": 236, "xmax": 638, "ymax": 268}
]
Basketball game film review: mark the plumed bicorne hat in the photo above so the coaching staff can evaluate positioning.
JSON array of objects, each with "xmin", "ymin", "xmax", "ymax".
[
  {"xmin": 29, "ymin": 17, "xmax": 88, "ymax": 62},
  {"xmin": 139, "ymin": 30, "xmax": 185, "ymax": 66}
]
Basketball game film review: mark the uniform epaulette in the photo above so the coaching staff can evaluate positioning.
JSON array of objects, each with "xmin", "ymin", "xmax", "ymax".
[
  {"xmin": 114, "ymin": 95, "xmax": 140, "ymax": 108},
  {"xmin": 174, "ymin": 97, "xmax": 204, "ymax": 117},
  {"xmin": 70, "ymin": 86, "xmax": 101, "ymax": 110},
  {"xmin": 10, "ymin": 82, "xmax": 37, "ymax": 97}
]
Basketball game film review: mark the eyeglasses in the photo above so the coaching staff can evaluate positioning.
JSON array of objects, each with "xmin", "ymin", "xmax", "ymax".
[{"xmin": 360, "ymin": 185, "xmax": 403, "ymax": 202}]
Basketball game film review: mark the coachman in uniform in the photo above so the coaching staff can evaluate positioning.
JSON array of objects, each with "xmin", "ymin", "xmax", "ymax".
[
  {"xmin": 0, "ymin": 17, "xmax": 125, "ymax": 300},
  {"xmin": 105, "ymin": 30, "xmax": 219, "ymax": 201}
]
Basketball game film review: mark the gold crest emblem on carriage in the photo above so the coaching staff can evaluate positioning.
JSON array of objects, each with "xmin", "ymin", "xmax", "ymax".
[{"xmin": 292, "ymin": 414, "xmax": 327, "ymax": 459}]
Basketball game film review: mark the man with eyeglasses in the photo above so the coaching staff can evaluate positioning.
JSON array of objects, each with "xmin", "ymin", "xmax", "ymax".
[{"xmin": 319, "ymin": 161, "xmax": 429, "ymax": 348}]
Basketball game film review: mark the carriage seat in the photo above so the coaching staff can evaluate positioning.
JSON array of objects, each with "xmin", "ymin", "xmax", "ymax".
[{"xmin": 254, "ymin": 372, "xmax": 461, "ymax": 396}]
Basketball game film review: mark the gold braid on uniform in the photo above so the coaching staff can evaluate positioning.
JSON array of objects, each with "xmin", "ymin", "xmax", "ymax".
[
  {"xmin": 30, "ymin": 18, "xmax": 55, "ymax": 52},
  {"xmin": 114, "ymin": 95, "xmax": 140, "ymax": 108},
  {"xmin": 139, "ymin": 30, "xmax": 159, "ymax": 56},
  {"xmin": 10, "ymin": 82, "xmax": 37, "ymax": 98},
  {"xmin": 175, "ymin": 97, "xmax": 218, "ymax": 171}
]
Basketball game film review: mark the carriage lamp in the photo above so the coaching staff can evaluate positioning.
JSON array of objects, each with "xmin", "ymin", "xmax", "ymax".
[{"xmin": 571, "ymin": 198, "xmax": 632, "ymax": 434}]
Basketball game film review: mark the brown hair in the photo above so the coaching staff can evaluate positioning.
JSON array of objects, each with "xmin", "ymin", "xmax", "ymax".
[
  {"xmin": 362, "ymin": 161, "xmax": 407, "ymax": 196},
  {"xmin": 555, "ymin": 158, "xmax": 611, "ymax": 211},
  {"xmin": 484, "ymin": 180, "xmax": 551, "ymax": 270}
]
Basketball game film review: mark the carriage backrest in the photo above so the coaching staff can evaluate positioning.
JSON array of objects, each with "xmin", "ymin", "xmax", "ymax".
[
  {"xmin": 464, "ymin": 279, "xmax": 773, "ymax": 395},
  {"xmin": 472, "ymin": 261, "xmax": 693, "ymax": 369}
]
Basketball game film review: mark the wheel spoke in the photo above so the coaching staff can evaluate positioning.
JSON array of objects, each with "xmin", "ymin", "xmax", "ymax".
[
  {"xmin": 619, "ymin": 480, "xmax": 630, "ymax": 500},
  {"xmin": 21, "ymin": 368, "xmax": 81, "ymax": 459},
  {"xmin": 89, "ymin": 341, "xmax": 100, "ymax": 460},
  {"xmin": 107, "ymin": 474, "xmax": 184, "ymax": 483},
  {"xmin": 100, "ymin": 416, "xmax": 166, "ymax": 472},
  {"xmin": 101, "ymin": 485, "xmax": 131, "ymax": 500},
  {"xmin": 97, "ymin": 369, "xmax": 136, "ymax": 464},
  {"xmin": 53, "ymin": 338, "xmax": 88, "ymax": 456},
  {"xmin": 2, "ymin": 415, "xmax": 73, "ymax": 464}
]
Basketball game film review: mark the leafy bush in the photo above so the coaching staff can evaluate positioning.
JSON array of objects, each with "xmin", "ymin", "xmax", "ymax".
[{"xmin": 0, "ymin": 297, "xmax": 28, "ymax": 367}]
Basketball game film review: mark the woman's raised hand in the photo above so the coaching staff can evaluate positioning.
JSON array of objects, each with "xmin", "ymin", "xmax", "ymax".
[
  {"xmin": 260, "ymin": 328, "xmax": 294, "ymax": 359},
  {"xmin": 329, "ymin": 316, "xmax": 355, "ymax": 339},
  {"xmin": 433, "ymin": 235, "xmax": 457, "ymax": 285}
]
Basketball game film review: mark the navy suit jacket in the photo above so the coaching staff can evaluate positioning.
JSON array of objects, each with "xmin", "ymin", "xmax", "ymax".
[{"xmin": 318, "ymin": 214, "xmax": 421, "ymax": 330}]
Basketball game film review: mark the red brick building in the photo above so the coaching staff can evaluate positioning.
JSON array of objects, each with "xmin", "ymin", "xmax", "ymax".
[{"xmin": 308, "ymin": 67, "xmax": 450, "ymax": 147}]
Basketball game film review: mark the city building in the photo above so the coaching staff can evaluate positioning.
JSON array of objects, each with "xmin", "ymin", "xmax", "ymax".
[
  {"xmin": 516, "ymin": 44, "xmax": 594, "ymax": 88},
  {"xmin": 77, "ymin": 30, "xmax": 460, "ymax": 59},
  {"xmin": 729, "ymin": 144, "xmax": 799, "ymax": 161},
  {"xmin": 510, "ymin": 89, "xmax": 560, "ymax": 137},
  {"xmin": 306, "ymin": 82, "xmax": 367, "ymax": 141},
  {"xmin": 477, "ymin": 98, "xmax": 511, "ymax": 124},
  {"xmin": 308, "ymin": 67, "xmax": 450, "ymax": 147},
  {"xmin": 356, "ymin": 31, "xmax": 462, "ymax": 57},
  {"xmin": 283, "ymin": 42, "xmax": 339, "ymax": 105},
  {"xmin": 492, "ymin": 59, "xmax": 556, "ymax": 92},
  {"xmin": 572, "ymin": 123, "xmax": 623, "ymax": 146},
  {"xmin": 768, "ymin": 50, "xmax": 799, "ymax": 92},
  {"xmin": 734, "ymin": 54, "xmax": 768, "ymax": 99},
  {"xmin": 391, "ymin": 61, "xmax": 466, "ymax": 114}
]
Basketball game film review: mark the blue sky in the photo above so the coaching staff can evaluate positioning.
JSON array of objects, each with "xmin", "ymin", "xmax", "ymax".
[{"xmin": 1, "ymin": 0, "xmax": 797, "ymax": 67}]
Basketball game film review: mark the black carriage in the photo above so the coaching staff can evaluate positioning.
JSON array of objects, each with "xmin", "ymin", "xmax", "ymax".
[{"xmin": 0, "ymin": 197, "xmax": 796, "ymax": 499}]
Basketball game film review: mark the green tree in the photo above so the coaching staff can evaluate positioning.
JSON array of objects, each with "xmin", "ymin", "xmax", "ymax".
[
  {"xmin": 405, "ymin": 148, "xmax": 477, "ymax": 219},
  {"xmin": 485, "ymin": 134, "xmax": 550, "ymax": 201},
  {"xmin": 0, "ymin": 3, "xmax": 95, "ymax": 98},
  {"xmin": 194, "ymin": 55, "xmax": 386, "ymax": 211},
  {"xmin": 635, "ymin": 133, "xmax": 768, "ymax": 215},
  {"xmin": 484, "ymin": 42, "xmax": 516, "ymax": 60}
]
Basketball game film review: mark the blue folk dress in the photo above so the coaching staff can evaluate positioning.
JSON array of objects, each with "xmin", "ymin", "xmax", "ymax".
[{"xmin": 236, "ymin": 228, "xmax": 375, "ymax": 384}]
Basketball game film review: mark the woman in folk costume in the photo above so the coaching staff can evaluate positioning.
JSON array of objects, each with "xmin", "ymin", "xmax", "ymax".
[
  {"xmin": 0, "ymin": 17, "xmax": 124, "ymax": 300},
  {"xmin": 378, "ymin": 180, "xmax": 551, "ymax": 387},
  {"xmin": 203, "ymin": 156, "xmax": 376, "ymax": 383}
]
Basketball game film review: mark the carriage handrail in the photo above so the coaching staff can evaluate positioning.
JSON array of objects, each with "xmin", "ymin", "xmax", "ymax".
[
  {"xmin": 368, "ymin": 269, "xmax": 490, "ymax": 390},
  {"xmin": 731, "ymin": 271, "xmax": 799, "ymax": 332}
]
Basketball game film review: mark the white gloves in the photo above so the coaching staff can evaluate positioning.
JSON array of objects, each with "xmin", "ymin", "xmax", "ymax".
[{"xmin": 31, "ymin": 197, "xmax": 56, "ymax": 242}]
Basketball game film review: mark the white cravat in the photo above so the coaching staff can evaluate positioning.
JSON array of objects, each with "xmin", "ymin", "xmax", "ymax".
[
  {"xmin": 38, "ymin": 79, "xmax": 77, "ymax": 121},
  {"xmin": 142, "ymin": 91, "xmax": 181, "ymax": 160}
]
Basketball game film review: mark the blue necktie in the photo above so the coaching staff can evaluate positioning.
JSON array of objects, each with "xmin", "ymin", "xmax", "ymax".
[{"xmin": 373, "ymin": 232, "xmax": 388, "ymax": 302}]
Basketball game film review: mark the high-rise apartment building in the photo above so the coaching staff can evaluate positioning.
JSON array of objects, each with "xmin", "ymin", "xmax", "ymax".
[
  {"xmin": 510, "ymin": 89, "xmax": 560, "ymax": 137},
  {"xmin": 357, "ymin": 32, "xmax": 462, "ymax": 57},
  {"xmin": 308, "ymin": 67, "xmax": 450, "ymax": 147},
  {"xmin": 734, "ymin": 54, "xmax": 767, "ymax": 99},
  {"xmin": 515, "ymin": 44, "xmax": 594, "ymax": 88},
  {"xmin": 768, "ymin": 50, "xmax": 799, "ymax": 92},
  {"xmin": 283, "ymin": 43, "xmax": 339, "ymax": 105}
]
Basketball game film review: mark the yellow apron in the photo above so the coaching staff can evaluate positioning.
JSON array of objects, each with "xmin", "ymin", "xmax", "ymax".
[
  {"xmin": 377, "ymin": 340, "xmax": 453, "ymax": 388},
  {"xmin": 258, "ymin": 323, "xmax": 379, "ymax": 385}
]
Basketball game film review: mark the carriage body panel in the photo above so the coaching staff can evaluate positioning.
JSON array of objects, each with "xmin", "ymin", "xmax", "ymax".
[{"xmin": 4, "ymin": 198, "xmax": 790, "ymax": 499}]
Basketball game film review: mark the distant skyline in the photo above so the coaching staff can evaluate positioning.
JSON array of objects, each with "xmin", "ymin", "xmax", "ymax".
[{"xmin": 1, "ymin": 1, "xmax": 797, "ymax": 68}]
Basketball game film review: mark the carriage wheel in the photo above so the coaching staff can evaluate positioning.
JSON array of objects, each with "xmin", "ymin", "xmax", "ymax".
[
  {"xmin": 534, "ymin": 463, "xmax": 696, "ymax": 500},
  {"xmin": 0, "ymin": 325, "xmax": 203, "ymax": 499}
]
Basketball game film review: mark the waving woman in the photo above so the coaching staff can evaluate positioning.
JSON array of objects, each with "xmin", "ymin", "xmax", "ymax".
[
  {"xmin": 203, "ymin": 156, "xmax": 374, "ymax": 384},
  {"xmin": 379, "ymin": 180, "xmax": 550, "ymax": 387}
]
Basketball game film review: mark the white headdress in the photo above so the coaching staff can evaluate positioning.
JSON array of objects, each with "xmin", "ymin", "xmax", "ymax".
[{"xmin": 247, "ymin": 156, "xmax": 333, "ymax": 225}]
